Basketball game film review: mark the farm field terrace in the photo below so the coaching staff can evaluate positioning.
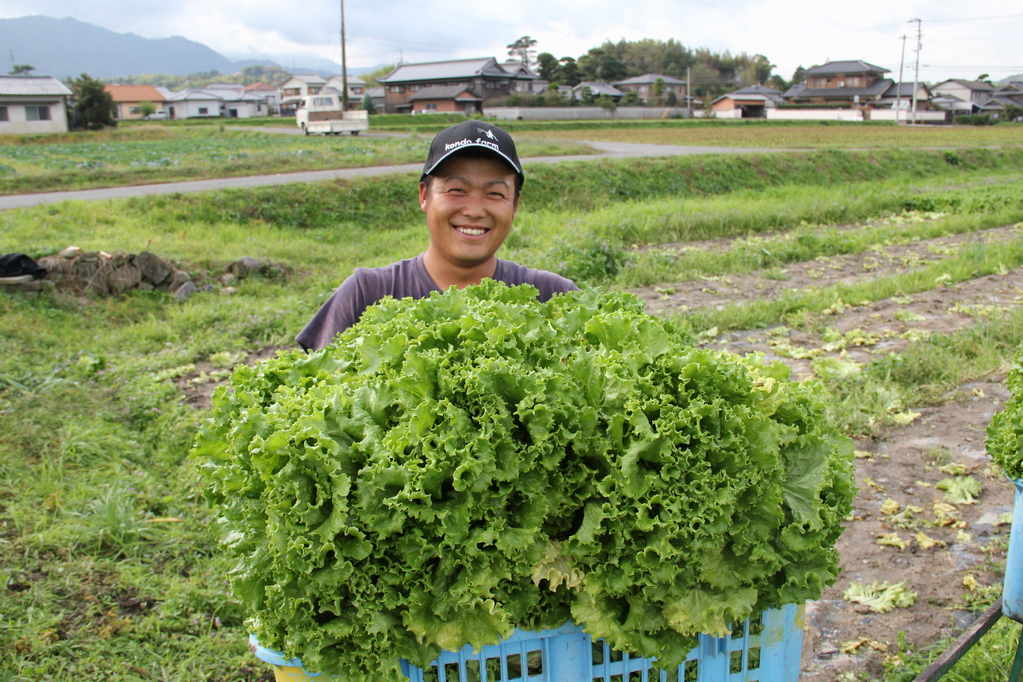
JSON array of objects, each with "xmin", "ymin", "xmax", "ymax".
[
  {"xmin": 520, "ymin": 121, "xmax": 1023, "ymax": 149},
  {"xmin": 1, "ymin": 148, "xmax": 1022, "ymax": 681},
  {"xmin": 0, "ymin": 124, "xmax": 595, "ymax": 195}
]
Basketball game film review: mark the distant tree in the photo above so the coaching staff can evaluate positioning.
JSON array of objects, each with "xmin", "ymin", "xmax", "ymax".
[
  {"xmin": 9, "ymin": 64, "xmax": 34, "ymax": 75},
  {"xmin": 139, "ymin": 101, "xmax": 157, "ymax": 118},
  {"xmin": 750, "ymin": 54, "xmax": 775, "ymax": 85},
  {"xmin": 557, "ymin": 57, "xmax": 582, "ymax": 86},
  {"xmin": 361, "ymin": 63, "xmax": 397, "ymax": 87},
  {"xmin": 596, "ymin": 93, "xmax": 617, "ymax": 113},
  {"xmin": 578, "ymin": 47, "xmax": 627, "ymax": 82},
  {"xmin": 71, "ymin": 73, "xmax": 116, "ymax": 130},
  {"xmin": 361, "ymin": 92, "xmax": 377, "ymax": 114},
  {"xmin": 790, "ymin": 65, "xmax": 807, "ymax": 85},
  {"xmin": 620, "ymin": 91, "xmax": 641, "ymax": 106},
  {"xmin": 507, "ymin": 36, "xmax": 538, "ymax": 70},
  {"xmin": 665, "ymin": 90, "xmax": 678, "ymax": 106},
  {"xmin": 578, "ymin": 85, "xmax": 595, "ymax": 105},
  {"xmin": 768, "ymin": 74, "xmax": 788, "ymax": 92},
  {"xmin": 536, "ymin": 52, "xmax": 559, "ymax": 82},
  {"xmin": 651, "ymin": 77, "xmax": 666, "ymax": 105},
  {"xmin": 1002, "ymin": 104, "xmax": 1021, "ymax": 122}
]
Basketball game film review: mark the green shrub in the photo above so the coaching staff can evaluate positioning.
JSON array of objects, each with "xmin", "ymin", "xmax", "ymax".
[{"xmin": 954, "ymin": 114, "xmax": 994, "ymax": 126}]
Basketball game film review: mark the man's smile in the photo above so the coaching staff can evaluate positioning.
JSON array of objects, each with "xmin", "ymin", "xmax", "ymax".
[{"xmin": 455, "ymin": 226, "xmax": 489, "ymax": 236}]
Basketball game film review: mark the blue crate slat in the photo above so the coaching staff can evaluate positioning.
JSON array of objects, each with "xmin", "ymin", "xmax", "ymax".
[
  {"xmin": 251, "ymin": 604, "xmax": 804, "ymax": 682},
  {"xmin": 1004, "ymin": 478, "xmax": 1023, "ymax": 624}
]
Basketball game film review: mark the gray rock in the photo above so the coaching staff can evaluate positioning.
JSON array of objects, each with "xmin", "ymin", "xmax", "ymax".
[
  {"xmin": 136, "ymin": 251, "xmax": 172, "ymax": 285},
  {"xmin": 138, "ymin": 282, "xmax": 154, "ymax": 291},
  {"xmin": 228, "ymin": 260, "xmax": 250, "ymax": 279},
  {"xmin": 170, "ymin": 270, "xmax": 193, "ymax": 289},
  {"xmin": 59, "ymin": 246, "xmax": 81, "ymax": 259},
  {"xmin": 240, "ymin": 256, "xmax": 260, "ymax": 270},
  {"xmin": 221, "ymin": 286, "xmax": 238, "ymax": 295},
  {"xmin": 107, "ymin": 264, "xmax": 141, "ymax": 294},
  {"xmin": 220, "ymin": 273, "xmax": 239, "ymax": 287},
  {"xmin": 173, "ymin": 281, "xmax": 197, "ymax": 302}
]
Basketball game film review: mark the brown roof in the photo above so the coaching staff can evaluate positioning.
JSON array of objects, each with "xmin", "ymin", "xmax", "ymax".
[
  {"xmin": 242, "ymin": 82, "xmax": 276, "ymax": 91},
  {"xmin": 104, "ymin": 85, "xmax": 166, "ymax": 103}
]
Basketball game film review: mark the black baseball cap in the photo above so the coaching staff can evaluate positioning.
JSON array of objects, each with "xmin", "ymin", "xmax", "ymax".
[{"xmin": 421, "ymin": 120, "xmax": 523, "ymax": 182}]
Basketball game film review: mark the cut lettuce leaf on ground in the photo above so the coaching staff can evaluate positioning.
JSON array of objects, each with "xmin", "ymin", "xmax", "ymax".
[
  {"xmin": 843, "ymin": 581, "xmax": 918, "ymax": 613},
  {"xmin": 936, "ymin": 476, "xmax": 983, "ymax": 505}
]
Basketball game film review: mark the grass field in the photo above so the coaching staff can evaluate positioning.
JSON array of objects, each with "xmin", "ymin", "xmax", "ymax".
[
  {"xmin": 2, "ymin": 148, "xmax": 1022, "ymax": 680},
  {"xmin": 0, "ymin": 125, "xmax": 594, "ymax": 195},
  {"xmin": 520, "ymin": 121, "xmax": 1023, "ymax": 149}
]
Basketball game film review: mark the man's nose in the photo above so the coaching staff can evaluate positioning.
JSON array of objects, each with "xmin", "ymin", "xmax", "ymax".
[{"xmin": 461, "ymin": 191, "xmax": 486, "ymax": 217}]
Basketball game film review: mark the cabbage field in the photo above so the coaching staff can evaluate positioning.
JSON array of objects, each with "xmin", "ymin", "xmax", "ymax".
[{"xmin": 1, "ymin": 139, "xmax": 1023, "ymax": 682}]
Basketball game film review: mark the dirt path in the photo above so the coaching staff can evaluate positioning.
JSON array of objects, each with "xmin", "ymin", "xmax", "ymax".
[{"xmin": 627, "ymin": 222, "xmax": 1023, "ymax": 680}]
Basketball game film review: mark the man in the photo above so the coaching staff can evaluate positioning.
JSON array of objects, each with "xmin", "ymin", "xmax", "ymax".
[{"xmin": 297, "ymin": 120, "xmax": 578, "ymax": 351}]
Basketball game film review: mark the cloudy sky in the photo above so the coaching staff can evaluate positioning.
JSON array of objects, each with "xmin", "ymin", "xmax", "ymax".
[{"xmin": 2, "ymin": 0, "xmax": 1021, "ymax": 82}]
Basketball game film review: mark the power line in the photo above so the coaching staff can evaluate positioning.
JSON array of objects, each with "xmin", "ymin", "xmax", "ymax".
[{"xmin": 924, "ymin": 13, "xmax": 1023, "ymax": 22}]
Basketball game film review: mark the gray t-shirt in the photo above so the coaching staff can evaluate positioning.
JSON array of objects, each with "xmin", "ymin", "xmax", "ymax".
[{"xmin": 297, "ymin": 255, "xmax": 579, "ymax": 350}]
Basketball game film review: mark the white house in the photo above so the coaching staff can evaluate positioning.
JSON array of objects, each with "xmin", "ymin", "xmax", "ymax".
[
  {"xmin": 203, "ymin": 84, "xmax": 271, "ymax": 118},
  {"xmin": 279, "ymin": 74, "xmax": 328, "ymax": 114},
  {"xmin": 931, "ymin": 79, "xmax": 996, "ymax": 113},
  {"xmin": 0, "ymin": 75, "xmax": 72, "ymax": 134},
  {"xmin": 325, "ymin": 75, "xmax": 367, "ymax": 103},
  {"xmin": 166, "ymin": 88, "xmax": 223, "ymax": 119}
]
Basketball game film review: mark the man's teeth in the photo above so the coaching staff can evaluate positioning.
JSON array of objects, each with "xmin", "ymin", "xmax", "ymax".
[{"xmin": 456, "ymin": 227, "xmax": 487, "ymax": 236}]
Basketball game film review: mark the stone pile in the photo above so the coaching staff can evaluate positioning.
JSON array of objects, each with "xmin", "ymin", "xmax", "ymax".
[{"xmin": 0, "ymin": 247, "xmax": 280, "ymax": 301}]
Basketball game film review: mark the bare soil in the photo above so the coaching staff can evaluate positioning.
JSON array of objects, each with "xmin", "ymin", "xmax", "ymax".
[{"xmin": 628, "ymin": 223, "xmax": 1022, "ymax": 680}]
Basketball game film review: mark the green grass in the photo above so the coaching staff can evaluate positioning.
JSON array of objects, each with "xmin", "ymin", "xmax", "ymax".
[
  {"xmin": 523, "ymin": 121, "xmax": 1023, "ymax": 148},
  {"xmin": 879, "ymin": 612, "xmax": 1023, "ymax": 682},
  {"xmin": 2, "ymin": 147, "xmax": 1023, "ymax": 680},
  {"xmin": 0, "ymin": 125, "xmax": 594, "ymax": 195}
]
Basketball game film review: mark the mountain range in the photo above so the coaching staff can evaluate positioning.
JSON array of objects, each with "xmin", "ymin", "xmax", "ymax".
[{"xmin": 0, "ymin": 15, "xmax": 373, "ymax": 80}]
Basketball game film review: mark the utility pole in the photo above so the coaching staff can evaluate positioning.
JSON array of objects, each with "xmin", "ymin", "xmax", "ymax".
[
  {"xmin": 908, "ymin": 18, "xmax": 922, "ymax": 125},
  {"xmin": 340, "ymin": 0, "xmax": 349, "ymax": 110},
  {"xmin": 687, "ymin": 66, "xmax": 691, "ymax": 118},
  {"xmin": 895, "ymin": 35, "xmax": 906, "ymax": 123}
]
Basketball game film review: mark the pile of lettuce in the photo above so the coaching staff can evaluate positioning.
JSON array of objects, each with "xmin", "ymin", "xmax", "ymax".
[
  {"xmin": 986, "ymin": 345, "xmax": 1023, "ymax": 481},
  {"xmin": 192, "ymin": 282, "xmax": 854, "ymax": 680}
]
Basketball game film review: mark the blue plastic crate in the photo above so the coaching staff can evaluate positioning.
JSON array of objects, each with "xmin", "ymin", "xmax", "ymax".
[
  {"xmin": 250, "ymin": 602, "xmax": 804, "ymax": 682},
  {"xmin": 1004, "ymin": 478, "xmax": 1023, "ymax": 623}
]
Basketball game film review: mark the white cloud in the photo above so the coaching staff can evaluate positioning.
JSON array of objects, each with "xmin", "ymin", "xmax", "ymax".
[{"xmin": 0, "ymin": 0, "xmax": 1019, "ymax": 80}]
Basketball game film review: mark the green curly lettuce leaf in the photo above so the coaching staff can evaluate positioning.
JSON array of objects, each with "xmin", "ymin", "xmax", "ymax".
[
  {"xmin": 192, "ymin": 281, "xmax": 854, "ymax": 679},
  {"xmin": 986, "ymin": 345, "xmax": 1023, "ymax": 480}
]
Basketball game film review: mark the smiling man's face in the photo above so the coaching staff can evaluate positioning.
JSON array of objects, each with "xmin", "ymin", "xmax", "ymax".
[{"xmin": 419, "ymin": 153, "xmax": 519, "ymax": 283}]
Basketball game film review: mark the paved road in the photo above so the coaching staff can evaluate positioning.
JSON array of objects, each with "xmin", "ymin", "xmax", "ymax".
[{"xmin": 0, "ymin": 141, "xmax": 788, "ymax": 210}]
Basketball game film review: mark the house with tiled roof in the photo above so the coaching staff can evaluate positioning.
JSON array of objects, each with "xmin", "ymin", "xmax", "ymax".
[
  {"xmin": 0, "ymin": 75, "xmax": 72, "ymax": 134},
  {"xmin": 571, "ymin": 82, "xmax": 625, "ymax": 102},
  {"xmin": 712, "ymin": 85, "xmax": 784, "ymax": 118},
  {"xmin": 242, "ymin": 82, "xmax": 280, "ymax": 113},
  {"xmin": 612, "ymin": 74, "xmax": 688, "ymax": 103},
  {"xmin": 378, "ymin": 57, "xmax": 534, "ymax": 113},
  {"xmin": 783, "ymin": 60, "xmax": 903, "ymax": 108},
  {"xmin": 931, "ymin": 79, "xmax": 998, "ymax": 114},
  {"xmin": 104, "ymin": 84, "xmax": 168, "ymax": 120},
  {"xmin": 408, "ymin": 85, "xmax": 482, "ymax": 114},
  {"xmin": 165, "ymin": 88, "xmax": 223, "ymax": 119}
]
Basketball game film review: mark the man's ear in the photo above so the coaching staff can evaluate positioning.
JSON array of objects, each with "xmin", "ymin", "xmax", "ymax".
[{"xmin": 419, "ymin": 181, "xmax": 428, "ymax": 212}]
